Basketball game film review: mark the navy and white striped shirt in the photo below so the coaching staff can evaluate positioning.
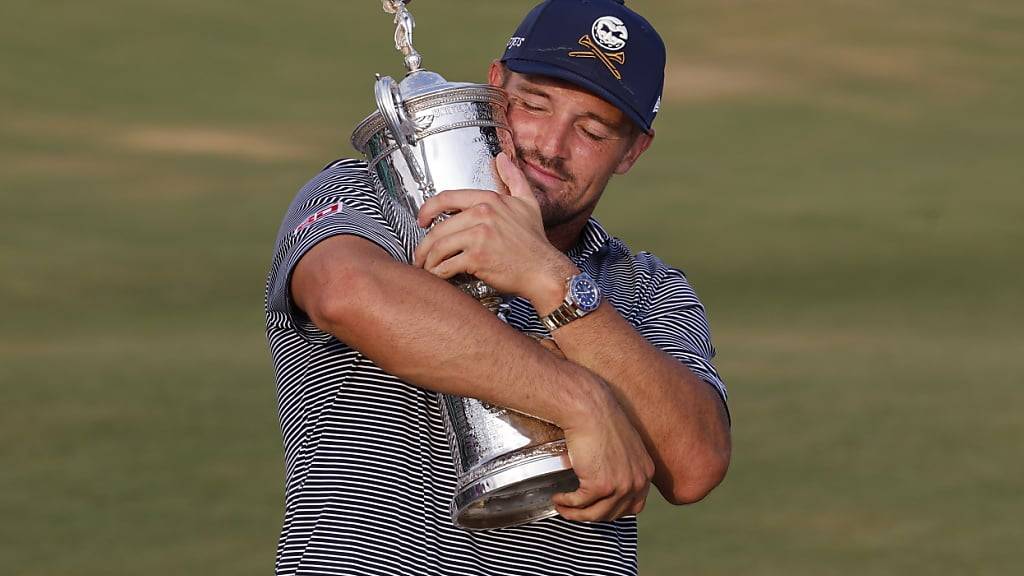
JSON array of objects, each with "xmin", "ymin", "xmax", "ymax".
[{"xmin": 265, "ymin": 159, "xmax": 727, "ymax": 576}]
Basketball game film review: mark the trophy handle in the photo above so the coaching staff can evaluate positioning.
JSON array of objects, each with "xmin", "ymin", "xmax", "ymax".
[{"xmin": 374, "ymin": 75, "xmax": 435, "ymax": 199}]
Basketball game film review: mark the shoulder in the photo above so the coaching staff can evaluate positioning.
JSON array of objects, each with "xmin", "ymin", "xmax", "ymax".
[
  {"xmin": 581, "ymin": 232, "xmax": 689, "ymax": 323},
  {"xmin": 296, "ymin": 158, "xmax": 376, "ymax": 207},
  {"xmin": 633, "ymin": 250, "xmax": 693, "ymax": 292},
  {"xmin": 588, "ymin": 234, "xmax": 685, "ymax": 291},
  {"xmin": 272, "ymin": 159, "xmax": 386, "ymax": 239}
]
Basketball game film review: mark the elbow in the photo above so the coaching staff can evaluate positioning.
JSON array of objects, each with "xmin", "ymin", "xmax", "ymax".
[
  {"xmin": 302, "ymin": 260, "xmax": 379, "ymax": 333},
  {"xmin": 291, "ymin": 235, "xmax": 405, "ymax": 338},
  {"xmin": 663, "ymin": 444, "xmax": 731, "ymax": 506}
]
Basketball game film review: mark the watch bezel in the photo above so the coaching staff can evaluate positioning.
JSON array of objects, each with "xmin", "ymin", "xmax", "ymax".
[{"xmin": 568, "ymin": 272, "xmax": 601, "ymax": 314}]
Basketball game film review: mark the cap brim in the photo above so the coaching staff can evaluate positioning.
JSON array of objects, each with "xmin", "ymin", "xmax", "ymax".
[{"xmin": 503, "ymin": 58, "xmax": 653, "ymax": 134}]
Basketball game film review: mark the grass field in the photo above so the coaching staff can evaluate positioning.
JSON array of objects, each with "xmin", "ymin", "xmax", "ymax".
[{"xmin": 2, "ymin": 1, "xmax": 1022, "ymax": 574}]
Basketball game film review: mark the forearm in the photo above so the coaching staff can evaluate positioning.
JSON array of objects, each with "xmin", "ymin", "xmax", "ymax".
[
  {"xmin": 292, "ymin": 235, "xmax": 599, "ymax": 429},
  {"xmin": 528, "ymin": 260, "xmax": 731, "ymax": 503},
  {"xmin": 547, "ymin": 302, "xmax": 730, "ymax": 502}
]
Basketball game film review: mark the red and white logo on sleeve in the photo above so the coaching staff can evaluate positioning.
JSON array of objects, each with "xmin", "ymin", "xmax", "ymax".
[{"xmin": 293, "ymin": 202, "xmax": 344, "ymax": 234}]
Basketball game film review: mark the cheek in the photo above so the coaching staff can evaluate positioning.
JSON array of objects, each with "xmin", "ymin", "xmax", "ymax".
[
  {"xmin": 506, "ymin": 110, "xmax": 533, "ymax": 142},
  {"xmin": 566, "ymin": 143, "xmax": 616, "ymax": 179}
]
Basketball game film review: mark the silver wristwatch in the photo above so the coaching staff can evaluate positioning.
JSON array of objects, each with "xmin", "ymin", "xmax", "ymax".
[{"xmin": 540, "ymin": 272, "xmax": 602, "ymax": 332}]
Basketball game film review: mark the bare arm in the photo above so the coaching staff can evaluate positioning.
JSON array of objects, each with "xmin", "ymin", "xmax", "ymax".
[
  {"xmin": 291, "ymin": 234, "xmax": 654, "ymax": 521},
  {"xmin": 414, "ymin": 153, "xmax": 731, "ymax": 505},
  {"xmin": 293, "ymin": 235, "xmax": 578, "ymax": 422},
  {"xmin": 533, "ymin": 280, "xmax": 731, "ymax": 505}
]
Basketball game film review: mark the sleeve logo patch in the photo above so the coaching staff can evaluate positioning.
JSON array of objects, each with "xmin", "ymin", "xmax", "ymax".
[{"xmin": 293, "ymin": 202, "xmax": 344, "ymax": 234}]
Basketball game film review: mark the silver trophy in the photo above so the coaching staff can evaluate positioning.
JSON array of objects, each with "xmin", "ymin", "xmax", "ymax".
[{"xmin": 351, "ymin": 0, "xmax": 578, "ymax": 530}]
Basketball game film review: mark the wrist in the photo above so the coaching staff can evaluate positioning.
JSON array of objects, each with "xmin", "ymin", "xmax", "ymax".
[
  {"xmin": 552, "ymin": 363, "xmax": 611, "ymax": 431},
  {"xmin": 530, "ymin": 255, "xmax": 580, "ymax": 317}
]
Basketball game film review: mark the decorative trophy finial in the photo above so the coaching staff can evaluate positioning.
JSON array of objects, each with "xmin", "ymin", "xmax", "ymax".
[{"xmin": 382, "ymin": 0, "xmax": 422, "ymax": 72}]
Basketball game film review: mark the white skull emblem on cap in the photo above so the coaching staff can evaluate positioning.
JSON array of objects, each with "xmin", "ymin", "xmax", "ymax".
[{"xmin": 592, "ymin": 16, "xmax": 628, "ymax": 51}]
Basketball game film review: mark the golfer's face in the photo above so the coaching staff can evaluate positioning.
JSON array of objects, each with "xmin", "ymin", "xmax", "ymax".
[{"xmin": 498, "ymin": 70, "xmax": 639, "ymax": 228}]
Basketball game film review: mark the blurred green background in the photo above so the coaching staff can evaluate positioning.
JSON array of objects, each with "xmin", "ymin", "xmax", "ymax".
[{"xmin": 2, "ymin": 1, "xmax": 1021, "ymax": 574}]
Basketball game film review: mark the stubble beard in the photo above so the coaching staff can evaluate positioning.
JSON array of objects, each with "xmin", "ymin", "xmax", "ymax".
[{"xmin": 514, "ymin": 145, "xmax": 580, "ymax": 229}]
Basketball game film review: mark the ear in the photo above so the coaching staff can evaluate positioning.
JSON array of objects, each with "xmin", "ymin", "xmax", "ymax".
[
  {"xmin": 614, "ymin": 128, "xmax": 654, "ymax": 175},
  {"xmin": 488, "ymin": 60, "xmax": 506, "ymax": 87}
]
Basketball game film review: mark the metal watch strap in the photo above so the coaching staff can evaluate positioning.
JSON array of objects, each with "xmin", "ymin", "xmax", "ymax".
[
  {"xmin": 540, "ymin": 300, "xmax": 582, "ymax": 332},
  {"xmin": 540, "ymin": 272, "xmax": 600, "ymax": 332}
]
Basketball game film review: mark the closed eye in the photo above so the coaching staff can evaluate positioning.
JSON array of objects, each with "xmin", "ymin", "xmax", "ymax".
[
  {"xmin": 509, "ymin": 93, "xmax": 549, "ymax": 114},
  {"xmin": 521, "ymin": 100, "xmax": 546, "ymax": 112},
  {"xmin": 580, "ymin": 125, "xmax": 613, "ymax": 142}
]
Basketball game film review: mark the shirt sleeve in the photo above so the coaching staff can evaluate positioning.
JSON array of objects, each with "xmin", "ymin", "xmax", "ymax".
[
  {"xmin": 634, "ymin": 265, "xmax": 730, "ymax": 419},
  {"xmin": 265, "ymin": 159, "xmax": 408, "ymax": 344}
]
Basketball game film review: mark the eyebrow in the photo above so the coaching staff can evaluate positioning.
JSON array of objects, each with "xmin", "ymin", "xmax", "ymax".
[{"xmin": 517, "ymin": 84, "xmax": 552, "ymax": 100}]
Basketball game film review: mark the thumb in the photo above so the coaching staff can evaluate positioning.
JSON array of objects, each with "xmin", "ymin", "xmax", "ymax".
[{"xmin": 495, "ymin": 151, "xmax": 535, "ymax": 204}]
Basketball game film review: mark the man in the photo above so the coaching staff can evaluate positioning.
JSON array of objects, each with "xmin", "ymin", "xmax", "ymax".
[{"xmin": 265, "ymin": 1, "xmax": 730, "ymax": 574}]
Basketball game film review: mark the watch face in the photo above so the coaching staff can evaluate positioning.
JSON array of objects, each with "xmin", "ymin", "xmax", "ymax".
[{"xmin": 570, "ymin": 273, "xmax": 601, "ymax": 313}]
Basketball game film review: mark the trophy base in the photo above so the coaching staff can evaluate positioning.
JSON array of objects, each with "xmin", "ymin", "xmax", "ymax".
[{"xmin": 452, "ymin": 442, "xmax": 579, "ymax": 530}]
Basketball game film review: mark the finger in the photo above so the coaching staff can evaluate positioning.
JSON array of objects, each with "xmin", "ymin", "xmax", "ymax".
[
  {"xmin": 608, "ymin": 493, "xmax": 644, "ymax": 520},
  {"xmin": 554, "ymin": 494, "xmax": 621, "ymax": 523},
  {"xmin": 417, "ymin": 189, "xmax": 502, "ymax": 226},
  {"xmin": 428, "ymin": 252, "xmax": 474, "ymax": 280},
  {"xmin": 413, "ymin": 210, "xmax": 484, "ymax": 267},
  {"xmin": 495, "ymin": 152, "xmax": 536, "ymax": 204},
  {"xmin": 628, "ymin": 494, "xmax": 647, "ymax": 516},
  {"xmin": 421, "ymin": 225, "xmax": 485, "ymax": 273},
  {"xmin": 551, "ymin": 483, "xmax": 608, "ymax": 509},
  {"xmin": 556, "ymin": 491, "xmax": 643, "ymax": 523}
]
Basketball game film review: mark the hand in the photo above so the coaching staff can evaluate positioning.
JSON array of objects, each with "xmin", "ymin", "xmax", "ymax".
[
  {"xmin": 413, "ymin": 152, "xmax": 576, "ymax": 304},
  {"xmin": 554, "ymin": 375, "xmax": 655, "ymax": 522}
]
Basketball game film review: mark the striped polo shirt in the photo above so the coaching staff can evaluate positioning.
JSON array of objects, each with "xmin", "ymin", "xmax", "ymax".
[{"xmin": 265, "ymin": 159, "xmax": 727, "ymax": 576}]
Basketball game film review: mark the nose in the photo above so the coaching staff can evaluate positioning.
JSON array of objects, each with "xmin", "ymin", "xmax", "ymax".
[{"xmin": 534, "ymin": 116, "xmax": 571, "ymax": 161}]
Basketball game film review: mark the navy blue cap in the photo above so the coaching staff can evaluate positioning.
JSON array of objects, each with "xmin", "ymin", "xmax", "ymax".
[{"xmin": 501, "ymin": 0, "xmax": 665, "ymax": 134}]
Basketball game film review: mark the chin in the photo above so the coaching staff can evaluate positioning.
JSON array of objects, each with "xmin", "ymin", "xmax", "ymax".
[
  {"xmin": 525, "ymin": 178, "xmax": 577, "ymax": 227},
  {"xmin": 538, "ymin": 197, "xmax": 577, "ymax": 229}
]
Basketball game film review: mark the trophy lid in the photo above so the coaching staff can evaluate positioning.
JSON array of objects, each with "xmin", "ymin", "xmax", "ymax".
[
  {"xmin": 350, "ymin": 1, "xmax": 505, "ymax": 155},
  {"xmin": 397, "ymin": 69, "xmax": 473, "ymax": 99},
  {"xmin": 350, "ymin": 77, "xmax": 507, "ymax": 155}
]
